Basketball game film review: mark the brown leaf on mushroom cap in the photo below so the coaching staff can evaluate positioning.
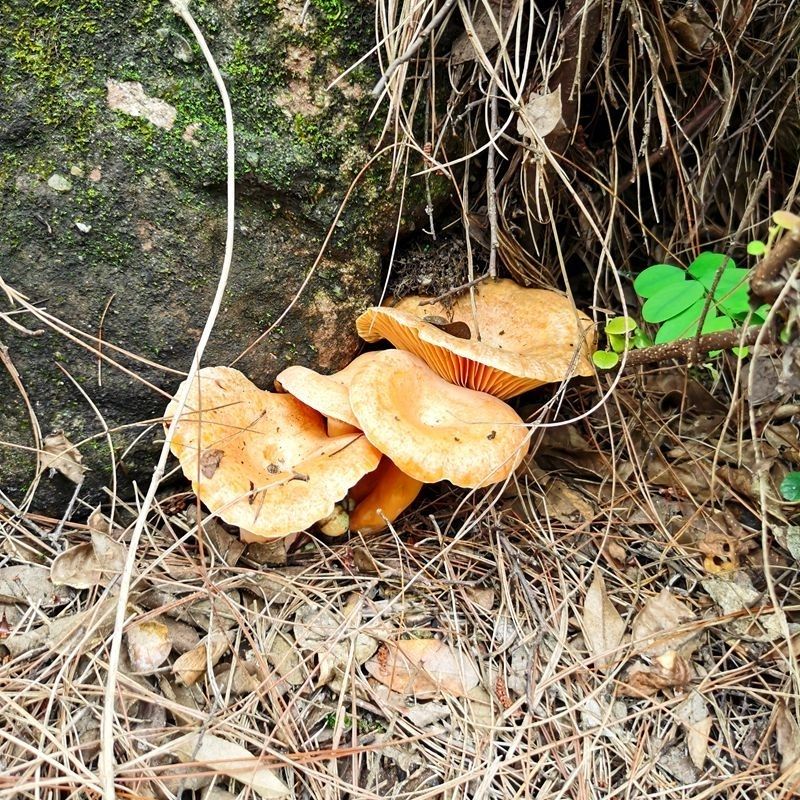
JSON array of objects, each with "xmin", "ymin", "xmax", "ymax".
[
  {"xmin": 274, "ymin": 352, "xmax": 380, "ymax": 429},
  {"xmin": 347, "ymin": 349, "xmax": 530, "ymax": 488},
  {"xmin": 165, "ymin": 366, "xmax": 381, "ymax": 540},
  {"xmin": 356, "ymin": 278, "xmax": 596, "ymax": 399}
]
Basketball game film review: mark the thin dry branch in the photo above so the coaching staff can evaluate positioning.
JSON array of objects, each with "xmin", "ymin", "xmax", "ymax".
[
  {"xmin": 751, "ymin": 229, "xmax": 800, "ymax": 303},
  {"xmin": 622, "ymin": 324, "xmax": 771, "ymax": 367}
]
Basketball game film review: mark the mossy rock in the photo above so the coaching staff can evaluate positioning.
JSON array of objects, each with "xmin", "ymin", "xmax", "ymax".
[{"xmin": 0, "ymin": 0, "xmax": 438, "ymax": 512}]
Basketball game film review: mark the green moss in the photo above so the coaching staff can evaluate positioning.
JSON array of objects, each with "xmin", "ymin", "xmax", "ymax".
[{"xmin": 308, "ymin": 0, "xmax": 372, "ymax": 58}]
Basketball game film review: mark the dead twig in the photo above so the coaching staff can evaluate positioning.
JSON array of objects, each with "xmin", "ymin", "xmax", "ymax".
[
  {"xmin": 371, "ymin": 0, "xmax": 458, "ymax": 98},
  {"xmin": 622, "ymin": 324, "xmax": 772, "ymax": 367},
  {"xmin": 417, "ymin": 273, "xmax": 490, "ymax": 306},
  {"xmin": 750, "ymin": 229, "xmax": 800, "ymax": 303}
]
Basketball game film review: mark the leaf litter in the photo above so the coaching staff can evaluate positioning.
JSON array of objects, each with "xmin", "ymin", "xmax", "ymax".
[{"xmin": 3, "ymin": 383, "xmax": 800, "ymax": 799}]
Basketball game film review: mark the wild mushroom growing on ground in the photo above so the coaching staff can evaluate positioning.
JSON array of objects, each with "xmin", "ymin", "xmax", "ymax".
[
  {"xmin": 275, "ymin": 355, "xmax": 423, "ymax": 532},
  {"xmin": 164, "ymin": 366, "xmax": 381, "ymax": 540},
  {"xmin": 356, "ymin": 278, "xmax": 596, "ymax": 399},
  {"xmin": 275, "ymin": 353, "xmax": 379, "ymax": 437},
  {"xmin": 348, "ymin": 457, "xmax": 424, "ymax": 534},
  {"xmin": 346, "ymin": 349, "xmax": 531, "ymax": 488}
]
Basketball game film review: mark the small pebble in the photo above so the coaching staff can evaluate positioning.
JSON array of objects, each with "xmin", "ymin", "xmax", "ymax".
[{"xmin": 47, "ymin": 174, "xmax": 72, "ymax": 193}]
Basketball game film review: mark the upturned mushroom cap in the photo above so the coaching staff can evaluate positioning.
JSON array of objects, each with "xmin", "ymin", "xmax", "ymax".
[
  {"xmin": 349, "ymin": 458, "xmax": 424, "ymax": 534},
  {"xmin": 165, "ymin": 366, "xmax": 381, "ymax": 540},
  {"xmin": 274, "ymin": 352, "xmax": 381, "ymax": 429},
  {"xmin": 347, "ymin": 350, "xmax": 530, "ymax": 488},
  {"xmin": 356, "ymin": 278, "xmax": 596, "ymax": 399}
]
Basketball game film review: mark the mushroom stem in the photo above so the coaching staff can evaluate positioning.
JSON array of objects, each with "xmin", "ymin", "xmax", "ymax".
[{"xmin": 349, "ymin": 459, "xmax": 424, "ymax": 534}]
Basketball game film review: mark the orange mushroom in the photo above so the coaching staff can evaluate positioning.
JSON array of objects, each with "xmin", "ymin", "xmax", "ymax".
[
  {"xmin": 165, "ymin": 366, "xmax": 381, "ymax": 540},
  {"xmin": 348, "ymin": 458, "xmax": 424, "ymax": 534},
  {"xmin": 356, "ymin": 278, "xmax": 596, "ymax": 399},
  {"xmin": 347, "ymin": 349, "xmax": 530, "ymax": 488},
  {"xmin": 274, "ymin": 352, "xmax": 380, "ymax": 432}
]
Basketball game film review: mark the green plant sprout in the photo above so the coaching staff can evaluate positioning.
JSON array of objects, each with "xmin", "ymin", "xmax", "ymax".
[
  {"xmin": 592, "ymin": 316, "xmax": 651, "ymax": 369},
  {"xmin": 632, "ymin": 252, "xmax": 770, "ymax": 353},
  {"xmin": 591, "ymin": 209, "xmax": 800, "ymax": 370}
]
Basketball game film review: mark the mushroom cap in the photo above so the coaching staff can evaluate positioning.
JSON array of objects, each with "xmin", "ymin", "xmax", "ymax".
[
  {"xmin": 356, "ymin": 278, "xmax": 596, "ymax": 399},
  {"xmin": 274, "ymin": 352, "xmax": 380, "ymax": 429},
  {"xmin": 347, "ymin": 349, "xmax": 530, "ymax": 488},
  {"xmin": 165, "ymin": 366, "xmax": 381, "ymax": 540}
]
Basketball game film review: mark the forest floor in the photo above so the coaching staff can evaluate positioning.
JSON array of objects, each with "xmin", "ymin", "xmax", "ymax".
[{"xmin": 3, "ymin": 358, "xmax": 800, "ymax": 799}]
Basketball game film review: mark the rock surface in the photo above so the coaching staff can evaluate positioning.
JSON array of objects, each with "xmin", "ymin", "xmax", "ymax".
[{"xmin": 0, "ymin": 0, "xmax": 421, "ymax": 511}]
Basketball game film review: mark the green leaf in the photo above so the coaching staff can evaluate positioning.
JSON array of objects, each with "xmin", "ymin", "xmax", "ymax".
[
  {"xmin": 633, "ymin": 265, "xmax": 687, "ymax": 298},
  {"xmin": 687, "ymin": 252, "xmax": 736, "ymax": 281},
  {"xmin": 780, "ymin": 472, "xmax": 800, "ymax": 502},
  {"xmin": 731, "ymin": 346, "xmax": 749, "ymax": 358},
  {"xmin": 607, "ymin": 333, "xmax": 627, "ymax": 353},
  {"xmin": 712, "ymin": 269, "xmax": 751, "ymax": 317},
  {"xmin": 703, "ymin": 317, "xmax": 734, "ymax": 358},
  {"xmin": 605, "ymin": 316, "xmax": 638, "ymax": 335},
  {"xmin": 592, "ymin": 351, "xmax": 619, "ymax": 370},
  {"xmin": 632, "ymin": 329, "xmax": 653, "ymax": 348},
  {"xmin": 751, "ymin": 303, "xmax": 771, "ymax": 324},
  {"xmin": 701, "ymin": 314, "xmax": 734, "ymax": 334},
  {"xmin": 747, "ymin": 240, "xmax": 767, "ymax": 256},
  {"xmin": 654, "ymin": 299, "xmax": 706, "ymax": 344},
  {"xmin": 643, "ymin": 280, "xmax": 706, "ymax": 324}
]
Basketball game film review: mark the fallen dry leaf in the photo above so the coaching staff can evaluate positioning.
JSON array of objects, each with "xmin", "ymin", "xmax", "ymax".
[
  {"xmin": 697, "ymin": 530, "xmax": 746, "ymax": 574},
  {"xmin": 4, "ymin": 627, "xmax": 47, "ymax": 658},
  {"xmin": 126, "ymin": 618, "xmax": 172, "ymax": 674},
  {"xmin": 701, "ymin": 572, "xmax": 760, "ymax": 615},
  {"xmin": 189, "ymin": 509, "xmax": 246, "ymax": 567},
  {"xmin": 264, "ymin": 631, "xmax": 306, "ymax": 688},
  {"xmin": 293, "ymin": 597, "xmax": 378, "ymax": 686},
  {"xmin": 676, "ymin": 691, "xmax": 712, "ymax": 770},
  {"xmin": 534, "ymin": 426, "xmax": 609, "ymax": 479},
  {"xmin": 41, "ymin": 431, "xmax": 87, "ymax": 484},
  {"xmin": 46, "ymin": 596, "xmax": 118, "ymax": 655},
  {"xmin": 450, "ymin": 0, "xmax": 509, "ymax": 65},
  {"xmin": 517, "ymin": 88, "xmax": 563, "ymax": 140},
  {"xmin": 580, "ymin": 694, "xmax": 629, "ymax": 741},
  {"xmin": 581, "ymin": 569, "xmax": 626, "ymax": 670},
  {"xmin": 538, "ymin": 476, "xmax": 596, "ymax": 523},
  {"xmin": 169, "ymin": 732, "xmax": 289, "ymax": 798},
  {"xmin": 0, "ymin": 564, "xmax": 74, "ymax": 607},
  {"xmin": 631, "ymin": 589, "xmax": 697, "ymax": 657},
  {"xmin": 365, "ymin": 637, "xmax": 481, "ymax": 699},
  {"xmin": 215, "ymin": 660, "xmax": 262, "ymax": 695},
  {"xmin": 464, "ymin": 586, "xmax": 495, "ymax": 611},
  {"xmin": 173, "ymin": 629, "xmax": 230, "ymax": 686},
  {"xmin": 702, "ymin": 571, "xmax": 795, "ymax": 642},
  {"xmin": 621, "ymin": 651, "xmax": 693, "ymax": 698},
  {"xmin": 50, "ymin": 531, "xmax": 127, "ymax": 589},
  {"xmin": 668, "ymin": 2, "xmax": 714, "ymax": 54},
  {"xmin": 162, "ymin": 617, "xmax": 201, "ymax": 654},
  {"xmin": 776, "ymin": 701, "xmax": 800, "ymax": 774}
]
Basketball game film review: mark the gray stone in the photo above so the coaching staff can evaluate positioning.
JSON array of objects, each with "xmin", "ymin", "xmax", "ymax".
[
  {"xmin": 0, "ymin": 0, "xmax": 436, "ymax": 513},
  {"xmin": 47, "ymin": 173, "xmax": 73, "ymax": 193}
]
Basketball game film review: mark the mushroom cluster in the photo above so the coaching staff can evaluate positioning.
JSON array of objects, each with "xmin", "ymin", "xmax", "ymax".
[{"xmin": 164, "ymin": 278, "xmax": 595, "ymax": 541}]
